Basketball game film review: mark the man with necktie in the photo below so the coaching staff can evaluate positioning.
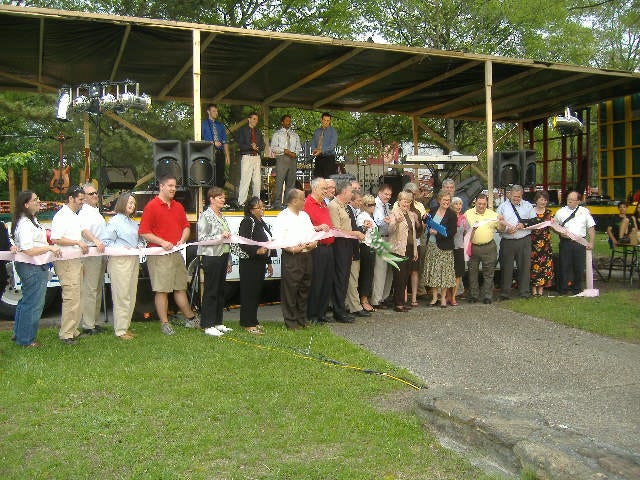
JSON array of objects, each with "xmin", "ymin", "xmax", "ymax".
[
  {"xmin": 236, "ymin": 112, "xmax": 265, "ymax": 207},
  {"xmin": 371, "ymin": 184, "xmax": 393, "ymax": 308},
  {"xmin": 311, "ymin": 112, "xmax": 338, "ymax": 178},
  {"xmin": 270, "ymin": 114, "xmax": 301, "ymax": 210},
  {"xmin": 201, "ymin": 104, "xmax": 230, "ymax": 188}
]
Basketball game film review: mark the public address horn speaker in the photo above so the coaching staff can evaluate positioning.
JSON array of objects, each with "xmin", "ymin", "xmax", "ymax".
[
  {"xmin": 186, "ymin": 141, "xmax": 215, "ymax": 186},
  {"xmin": 153, "ymin": 140, "xmax": 183, "ymax": 186}
]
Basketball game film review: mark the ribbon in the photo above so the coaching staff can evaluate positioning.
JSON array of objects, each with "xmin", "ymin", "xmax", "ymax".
[{"xmin": 1, "ymin": 228, "xmax": 358, "ymax": 266}]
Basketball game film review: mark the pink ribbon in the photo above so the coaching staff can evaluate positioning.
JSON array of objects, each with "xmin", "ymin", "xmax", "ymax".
[{"xmin": 1, "ymin": 228, "xmax": 356, "ymax": 266}]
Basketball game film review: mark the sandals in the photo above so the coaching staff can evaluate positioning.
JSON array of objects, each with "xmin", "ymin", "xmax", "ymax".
[
  {"xmin": 245, "ymin": 326, "xmax": 264, "ymax": 335},
  {"xmin": 361, "ymin": 303, "xmax": 376, "ymax": 312},
  {"xmin": 410, "ymin": 302, "xmax": 420, "ymax": 307}
]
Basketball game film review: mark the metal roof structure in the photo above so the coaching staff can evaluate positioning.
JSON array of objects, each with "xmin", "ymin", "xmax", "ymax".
[{"xmin": 1, "ymin": 4, "xmax": 640, "ymax": 124}]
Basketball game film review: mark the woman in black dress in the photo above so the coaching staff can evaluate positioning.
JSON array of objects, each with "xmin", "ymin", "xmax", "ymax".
[{"xmin": 238, "ymin": 197, "xmax": 274, "ymax": 334}]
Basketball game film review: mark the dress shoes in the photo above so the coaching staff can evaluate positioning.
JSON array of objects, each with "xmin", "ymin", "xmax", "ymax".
[
  {"xmin": 393, "ymin": 306, "xmax": 409, "ymax": 313},
  {"xmin": 352, "ymin": 310, "xmax": 371, "ymax": 317},
  {"xmin": 334, "ymin": 315, "xmax": 355, "ymax": 323},
  {"xmin": 60, "ymin": 338, "xmax": 77, "ymax": 345}
]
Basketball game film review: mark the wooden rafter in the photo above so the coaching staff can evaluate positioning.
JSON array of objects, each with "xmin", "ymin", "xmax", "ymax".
[
  {"xmin": 263, "ymin": 48, "xmax": 361, "ymax": 105},
  {"xmin": 38, "ymin": 18, "xmax": 44, "ymax": 92},
  {"xmin": 313, "ymin": 56, "xmax": 422, "ymax": 109},
  {"xmin": 0, "ymin": 70, "xmax": 56, "ymax": 92},
  {"xmin": 158, "ymin": 32, "xmax": 217, "ymax": 99},
  {"xmin": 446, "ymin": 73, "xmax": 588, "ymax": 118},
  {"xmin": 361, "ymin": 60, "xmax": 481, "ymax": 112},
  {"xmin": 213, "ymin": 40, "xmax": 291, "ymax": 103},
  {"xmin": 109, "ymin": 25, "xmax": 131, "ymax": 82},
  {"xmin": 413, "ymin": 68, "xmax": 541, "ymax": 116}
]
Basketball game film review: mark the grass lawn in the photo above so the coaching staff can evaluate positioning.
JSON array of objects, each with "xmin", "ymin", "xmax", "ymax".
[
  {"xmin": 503, "ymin": 289, "xmax": 640, "ymax": 343},
  {"xmin": 0, "ymin": 321, "xmax": 497, "ymax": 480}
]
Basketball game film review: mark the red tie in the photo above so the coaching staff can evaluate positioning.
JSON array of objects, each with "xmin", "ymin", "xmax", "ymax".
[{"xmin": 251, "ymin": 128, "xmax": 256, "ymax": 145}]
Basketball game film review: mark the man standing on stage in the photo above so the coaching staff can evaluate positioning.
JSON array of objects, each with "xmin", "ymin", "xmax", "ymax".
[
  {"xmin": 311, "ymin": 112, "xmax": 338, "ymax": 178},
  {"xmin": 77, "ymin": 182, "xmax": 107, "ymax": 335},
  {"xmin": 270, "ymin": 114, "xmax": 301, "ymax": 210},
  {"xmin": 139, "ymin": 174, "xmax": 200, "ymax": 335},
  {"xmin": 201, "ymin": 104, "xmax": 230, "ymax": 189},
  {"xmin": 554, "ymin": 191, "xmax": 596, "ymax": 295},
  {"xmin": 273, "ymin": 189, "xmax": 317, "ymax": 329},
  {"xmin": 236, "ymin": 111, "xmax": 265, "ymax": 207},
  {"xmin": 304, "ymin": 177, "xmax": 334, "ymax": 323}
]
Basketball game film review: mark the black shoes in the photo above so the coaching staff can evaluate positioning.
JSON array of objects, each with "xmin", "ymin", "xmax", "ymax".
[
  {"xmin": 352, "ymin": 310, "xmax": 371, "ymax": 317},
  {"xmin": 483, "ymin": 298, "xmax": 492, "ymax": 304},
  {"xmin": 60, "ymin": 338, "xmax": 77, "ymax": 345},
  {"xmin": 334, "ymin": 315, "xmax": 355, "ymax": 323}
]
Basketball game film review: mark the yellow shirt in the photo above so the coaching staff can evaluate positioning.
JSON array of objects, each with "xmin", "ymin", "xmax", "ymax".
[{"xmin": 464, "ymin": 208, "xmax": 499, "ymax": 245}]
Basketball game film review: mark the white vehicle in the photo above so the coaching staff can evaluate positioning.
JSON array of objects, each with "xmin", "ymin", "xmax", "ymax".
[{"xmin": 0, "ymin": 210, "xmax": 283, "ymax": 319}]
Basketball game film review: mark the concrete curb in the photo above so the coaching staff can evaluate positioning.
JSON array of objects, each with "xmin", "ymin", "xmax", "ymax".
[{"xmin": 415, "ymin": 386, "xmax": 640, "ymax": 479}]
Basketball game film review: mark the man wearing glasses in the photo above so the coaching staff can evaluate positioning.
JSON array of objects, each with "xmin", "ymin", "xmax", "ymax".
[
  {"xmin": 77, "ymin": 183, "xmax": 107, "ymax": 335},
  {"xmin": 51, "ymin": 186, "xmax": 104, "ymax": 344}
]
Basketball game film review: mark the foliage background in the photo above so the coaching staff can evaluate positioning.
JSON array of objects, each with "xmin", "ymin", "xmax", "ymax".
[{"xmin": 1, "ymin": 0, "xmax": 638, "ymax": 201}]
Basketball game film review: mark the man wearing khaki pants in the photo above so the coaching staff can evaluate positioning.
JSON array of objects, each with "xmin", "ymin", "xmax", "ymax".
[
  {"xmin": 51, "ymin": 186, "xmax": 105, "ymax": 345},
  {"xmin": 78, "ymin": 182, "xmax": 107, "ymax": 335}
]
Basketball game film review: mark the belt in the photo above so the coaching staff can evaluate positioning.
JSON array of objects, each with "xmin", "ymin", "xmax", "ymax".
[
  {"xmin": 240, "ymin": 152, "xmax": 260, "ymax": 156},
  {"xmin": 472, "ymin": 240, "xmax": 494, "ymax": 246}
]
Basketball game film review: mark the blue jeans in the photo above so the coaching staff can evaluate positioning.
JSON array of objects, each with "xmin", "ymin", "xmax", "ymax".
[{"xmin": 14, "ymin": 262, "xmax": 49, "ymax": 346}]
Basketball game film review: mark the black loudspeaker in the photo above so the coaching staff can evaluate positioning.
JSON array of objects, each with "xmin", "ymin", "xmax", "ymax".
[
  {"xmin": 101, "ymin": 166, "xmax": 137, "ymax": 189},
  {"xmin": 455, "ymin": 175, "xmax": 485, "ymax": 206},
  {"xmin": 379, "ymin": 174, "xmax": 409, "ymax": 204},
  {"xmin": 520, "ymin": 149, "xmax": 537, "ymax": 187},
  {"xmin": 494, "ymin": 151, "xmax": 520, "ymax": 187},
  {"xmin": 186, "ymin": 141, "xmax": 215, "ymax": 186},
  {"xmin": 153, "ymin": 140, "xmax": 183, "ymax": 186}
]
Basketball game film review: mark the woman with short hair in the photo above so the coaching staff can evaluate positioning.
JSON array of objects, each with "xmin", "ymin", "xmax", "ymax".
[
  {"xmin": 449, "ymin": 196, "xmax": 469, "ymax": 306},
  {"xmin": 238, "ymin": 196, "xmax": 274, "ymax": 334},
  {"xmin": 103, "ymin": 192, "xmax": 141, "ymax": 340},
  {"xmin": 388, "ymin": 191, "xmax": 419, "ymax": 312},
  {"xmin": 197, "ymin": 186, "xmax": 233, "ymax": 337},
  {"xmin": 422, "ymin": 190, "xmax": 457, "ymax": 308},
  {"xmin": 12, "ymin": 190, "xmax": 61, "ymax": 347},
  {"xmin": 357, "ymin": 194, "xmax": 377, "ymax": 312}
]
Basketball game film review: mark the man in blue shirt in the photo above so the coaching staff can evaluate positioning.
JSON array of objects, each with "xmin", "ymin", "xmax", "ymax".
[
  {"xmin": 201, "ymin": 104, "xmax": 230, "ymax": 188},
  {"xmin": 311, "ymin": 112, "xmax": 338, "ymax": 178},
  {"xmin": 496, "ymin": 184, "xmax": 535, "ymax": 299}
]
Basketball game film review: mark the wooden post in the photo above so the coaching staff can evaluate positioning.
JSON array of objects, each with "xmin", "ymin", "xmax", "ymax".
[
  {"xmin": 192, "ymin": 29, "xmax": 203, "ymax": 215},
  {"xmin": 411, "ymin": 116, "xmax": 419, "ymax": 154},
  {"xmin": 485, "ymin": 61, "xmax": 494, "ymax": 207},
  {"xmin": 8, "ymin": 168, "xmax": 16, "ymax": 213},
  {"xmin": 21, "ymin": 167, "xmax": 28, "ymax": 191}
]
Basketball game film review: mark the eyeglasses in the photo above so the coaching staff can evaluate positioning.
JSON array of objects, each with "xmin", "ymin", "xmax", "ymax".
[
  {"xmin": 366, "ymin": 203, "xmax": 376, "ymax": 207},
  {"xmin": 86, "ymin": 192, "xmax": 98, "ymax": 196}
]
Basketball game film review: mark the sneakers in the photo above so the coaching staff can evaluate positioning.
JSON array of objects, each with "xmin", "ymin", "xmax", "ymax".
[
  {"xmin": 184, "ymin": 314, "xmax": 201, "ymax": 329},
  {"xmin": 160, "ymin": 322, "xmax": 175, "ymax": 336},
  {"xmin": 204, "ymin": 326, "xmax": 223, "ymax": 337},
  {"xmin": 214, "ymin": 324, "xmax": 233, "ymax": 333}
]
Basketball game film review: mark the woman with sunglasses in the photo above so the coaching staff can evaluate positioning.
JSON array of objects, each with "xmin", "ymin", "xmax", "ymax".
[
  {"xmin": 357, "ymin": 194, "xmax": 377, "ymax": 312},
  {"xmin": 11, "ymin": 191, "xmax": 62, "ymax": 347},
  {"xmin": 238, "ymin": 197, "xmax": 275, "ymax": 334}
]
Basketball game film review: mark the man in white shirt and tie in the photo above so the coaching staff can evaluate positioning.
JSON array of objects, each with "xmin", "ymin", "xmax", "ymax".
[
  {"xmin": 370, "ymin": 184, "xmax": 393, "ymax": 308},
  {"xmin": 270, "ymin": 114, "xmax": 301, "ymax": 210}
]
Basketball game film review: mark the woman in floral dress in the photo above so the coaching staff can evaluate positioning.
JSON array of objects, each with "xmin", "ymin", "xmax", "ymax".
[{"xmin": 530, "ymin": 190, "xmax": 554, "ymax": 296}]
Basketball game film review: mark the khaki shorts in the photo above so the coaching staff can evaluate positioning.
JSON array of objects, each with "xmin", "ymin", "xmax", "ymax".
[{"xmin": 146, "ymin": 252, "xmax": 189, "ymax": 293}]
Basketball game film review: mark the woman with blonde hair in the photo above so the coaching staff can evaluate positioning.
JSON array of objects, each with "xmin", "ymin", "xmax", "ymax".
[{"xmin": 388, "ymin": 191, "xmax": 419, "ymax": 312}]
